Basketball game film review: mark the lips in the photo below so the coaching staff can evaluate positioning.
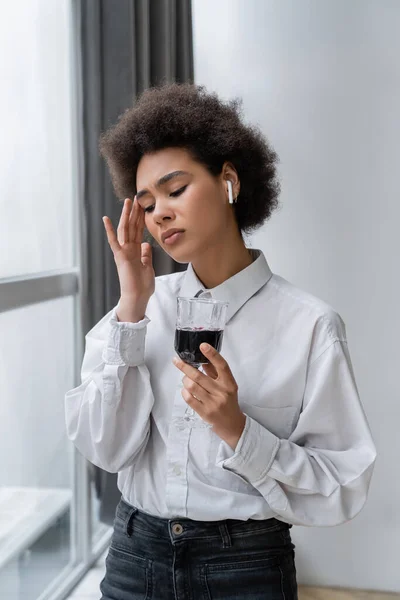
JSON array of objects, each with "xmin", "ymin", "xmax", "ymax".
[
  {"xmin": 163, "ymin": 231, "xmax": 184, "ymax": 245},
  {"xmin": 161, "ymin": 228, "xmax": 185, "ymax": 243}
]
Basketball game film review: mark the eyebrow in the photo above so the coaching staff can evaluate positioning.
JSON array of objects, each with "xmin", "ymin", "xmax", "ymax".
[{"xmin": 136, "ymin": 170, "xmax": 190, "ymax": 201}]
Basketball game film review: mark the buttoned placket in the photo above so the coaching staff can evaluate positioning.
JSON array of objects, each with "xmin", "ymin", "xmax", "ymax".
[{"xmin": 165, "ymin": 288, "xmax": 213, "ymax": 515}]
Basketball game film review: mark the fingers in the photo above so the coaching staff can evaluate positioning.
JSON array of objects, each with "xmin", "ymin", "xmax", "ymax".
[
  {"xmin": 172, "ymin": 357, "xmax": 215, "ymax": 394},
  {"xmin": 199, "ymin": 345, "xmax": 237, "ymax": 389},
  {"xmin": 103, "ymin": 196, "xmax": 146, "ymax": 255},
  {"xmin": 201, "ymin": 362, "xmax": 218, "ymax": 380},
  {"xmin": 141, "ymin": 242, "xmax": 153, "ymax": 267},
  {"xmin": 102, "ymin": 216, "xmax": 121, "ymax": 255},
  {"xmin": 200, "ymin": 344, "xmax": 226, "ymax": 373},
  {"xmin": 181, "ymin": 378, "xmax": 207, "ymax": 403},
  {"xmin": 130, "ymin": 196, "xmax": 145, "ymax": 244},
  {"xmin": 117, "ymin": 198, "xmax": 131, "ymax": 245}
]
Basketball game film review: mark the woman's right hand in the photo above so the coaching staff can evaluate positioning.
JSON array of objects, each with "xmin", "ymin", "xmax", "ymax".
[{"xmin": 102, "ymin": 197, "xmax": 155, "ymax": 316}]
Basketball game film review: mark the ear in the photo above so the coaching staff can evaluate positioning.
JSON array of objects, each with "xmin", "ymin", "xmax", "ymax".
[{"xmin": 222, "ymin": 162, "xmax": 240, "ymax": 195}]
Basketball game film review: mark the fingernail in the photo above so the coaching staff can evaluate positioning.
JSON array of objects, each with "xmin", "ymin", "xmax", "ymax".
[{"xmin": 201, "ymin": 343, "xmax": 210, "ymax": 352}]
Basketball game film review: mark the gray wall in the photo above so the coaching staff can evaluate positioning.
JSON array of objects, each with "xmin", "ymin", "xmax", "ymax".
[{"xmin": 193, "ymin": 0, "xmax": 399, "ymax": 592}]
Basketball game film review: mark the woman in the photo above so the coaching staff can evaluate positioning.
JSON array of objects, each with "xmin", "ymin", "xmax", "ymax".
[{"xmin": 65, "ymin": 83, "xmax": 376, "ymax": 599}]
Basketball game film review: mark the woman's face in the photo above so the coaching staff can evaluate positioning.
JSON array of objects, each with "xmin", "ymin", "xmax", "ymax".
[{"xmin": 136, "ymin": 147, "xmax": 238, "ymax": 264}]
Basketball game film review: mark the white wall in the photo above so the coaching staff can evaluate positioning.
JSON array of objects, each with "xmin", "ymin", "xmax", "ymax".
[{"xmin": 193, "ymin": 0, "xmax": 399, "ymax": 592}]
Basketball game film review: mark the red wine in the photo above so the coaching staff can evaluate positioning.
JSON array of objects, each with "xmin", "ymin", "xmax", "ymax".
[{"xmin": 174, "ymin": 328, "xmax": 223, "ymax": 366}]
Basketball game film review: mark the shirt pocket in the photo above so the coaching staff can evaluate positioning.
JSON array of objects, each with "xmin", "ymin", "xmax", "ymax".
[{"xmin": 239, "ymin": 403, "xmax": 299, "ymax": 439}]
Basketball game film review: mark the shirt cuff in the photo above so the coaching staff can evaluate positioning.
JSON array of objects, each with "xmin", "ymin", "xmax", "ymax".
[
  {"xmin": 215, "ymin": 413, "xmax": 280, "ymax": 484},
  {"xmin": 101, "ymin": 306, "xmax": 151, "ymax": 367}
]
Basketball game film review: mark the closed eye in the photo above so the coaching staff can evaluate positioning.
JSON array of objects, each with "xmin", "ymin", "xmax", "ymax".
[
  {"xmin": 143, "ymin": 185, "xmax": 187, "ymax": 213},
  {"xmin": 170, "ymin": 185, "xmax": 187, "ymax": 198}
]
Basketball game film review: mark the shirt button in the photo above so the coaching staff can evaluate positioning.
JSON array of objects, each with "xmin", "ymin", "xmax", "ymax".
[
  {"xmin": 173, "ymin": 465, "xmax": 181, "ymax": 476},
  {"xmin": 172, "ymin": 523, "xmax": 184, "ymax": 535}
]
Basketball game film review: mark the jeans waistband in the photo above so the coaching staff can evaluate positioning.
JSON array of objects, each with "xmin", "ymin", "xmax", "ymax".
[{"xmin": 116, "ymin": 497, "xmax": 291, "ymax": 548}]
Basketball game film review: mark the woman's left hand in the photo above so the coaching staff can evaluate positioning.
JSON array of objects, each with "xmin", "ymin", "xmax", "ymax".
[{"xmin": 172, "ymin": 343, "xmax": 246, "ymax": 450}]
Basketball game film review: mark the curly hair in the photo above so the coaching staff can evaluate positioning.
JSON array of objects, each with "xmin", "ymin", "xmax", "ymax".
[{"xmin": 99, "ymin": 82, "xmax": 281, "ymax": 241}]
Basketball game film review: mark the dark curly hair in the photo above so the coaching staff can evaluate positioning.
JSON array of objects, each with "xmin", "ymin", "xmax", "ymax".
[{"xmin": 99, "ymin": 82, "xmax": 281, "ymax": 241}]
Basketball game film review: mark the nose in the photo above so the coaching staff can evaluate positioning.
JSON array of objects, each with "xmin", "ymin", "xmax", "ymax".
[{"xmin": 151, "ymin": 197, "xmax": 175, "ymax": 224}]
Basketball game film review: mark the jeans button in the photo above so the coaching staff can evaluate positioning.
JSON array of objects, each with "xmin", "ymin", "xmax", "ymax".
[{"xmin": 172, "ymin": 523, "xmax": 183, "ymax": 535}]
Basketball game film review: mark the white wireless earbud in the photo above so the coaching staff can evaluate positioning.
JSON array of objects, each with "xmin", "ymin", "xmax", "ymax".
[{"xmin": 227, "ymin": 180, "xmax": 234, "ymax": 204}]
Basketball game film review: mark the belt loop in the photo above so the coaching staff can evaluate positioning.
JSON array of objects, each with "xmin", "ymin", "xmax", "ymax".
[
  {"xmin": 125, "ymin": 507, "xmax": 138, "ymax": 538},
  {"xmin": 218, "ymin": 522, "xmax": 232, "ymax": 548}
]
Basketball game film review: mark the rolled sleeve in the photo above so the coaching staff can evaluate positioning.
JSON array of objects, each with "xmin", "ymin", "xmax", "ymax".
[{"xmin": 215, "ymin": 414, "xmax": 280, "ymax": 483}]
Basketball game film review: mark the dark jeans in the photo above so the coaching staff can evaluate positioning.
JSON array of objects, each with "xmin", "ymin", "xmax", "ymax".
[{"xmin": 100, "ymin": 497, "xmax": 298, "ymax": 599}]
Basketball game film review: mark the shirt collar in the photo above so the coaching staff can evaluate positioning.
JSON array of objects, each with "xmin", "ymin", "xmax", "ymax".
[{"xmin": 178, "ymin": 248, "xmax": 273, "ymax": 324}]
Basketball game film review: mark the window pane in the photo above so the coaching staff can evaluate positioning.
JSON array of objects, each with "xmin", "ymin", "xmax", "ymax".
[
  {"xmin": 0, "ymin": 297, "xmax": 75, "ymax": 598},
  {"xmin": 0, "ymin": 0, "xmax": 74, "ymax": 278}
]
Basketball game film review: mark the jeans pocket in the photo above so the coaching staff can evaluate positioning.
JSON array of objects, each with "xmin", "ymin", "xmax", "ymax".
[
  {"xmin": 100, "ymin": 545, "xmax": 152, "ymax": 600},
  {"xmin": 200, "ymin": 553, "xmax": 297, "ymax": 600}
]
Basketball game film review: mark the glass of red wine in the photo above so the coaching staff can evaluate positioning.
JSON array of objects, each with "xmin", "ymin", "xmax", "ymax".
[
  {"xmin": 174, "ymin": 296, "xmax": 229, "ymax": 429},
  {"xmin": 174, "ymin": 296, "xmax": 229, "ymax": 368}
]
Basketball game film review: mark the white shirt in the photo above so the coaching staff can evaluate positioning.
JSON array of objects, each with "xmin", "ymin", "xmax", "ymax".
[{"xmin": 65, "ymin": 248, "xmax": 376, "ymax": 526}]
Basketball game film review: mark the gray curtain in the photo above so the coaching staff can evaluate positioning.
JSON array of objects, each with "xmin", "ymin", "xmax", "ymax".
[{"xmin": 79, "ymin": 0, "xmax": 194, "ymax": 524}]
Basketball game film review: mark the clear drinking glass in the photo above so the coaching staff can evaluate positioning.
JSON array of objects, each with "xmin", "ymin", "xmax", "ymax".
[
  {"xmin": 174, "ymin": 296, "xmax": 229, "ymax": 430},
  {"xmin": 174, "ymin": 297, "xmax": 229, "ymax": 368}
]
